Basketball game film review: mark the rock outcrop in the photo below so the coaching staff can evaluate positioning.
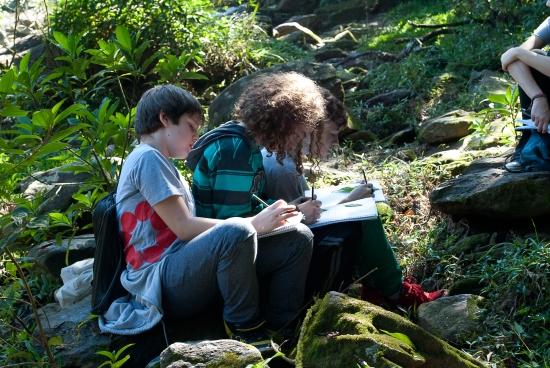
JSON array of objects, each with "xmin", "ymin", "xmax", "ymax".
[
  {"xmin": 430, "ymin": 157, "xmax": 550, "ymax": 219},
  {"xmin": 418, "ymin": 294, "xmax": 485, "ymax": 345},
  {"xmin": 296, "ymin": 291, "xmax": 485, "ymax": 368}
]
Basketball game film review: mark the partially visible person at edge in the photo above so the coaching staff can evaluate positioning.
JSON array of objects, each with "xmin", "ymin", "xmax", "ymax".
[
  {"xmin": 262, "ymin": 88, "xmax": 446, "ymax": 308},
  {"xmin": 99, "ymin": 85, "xmax": 313, "ymax": 354},
  {"xmin": 501, "ymin": 0, "xmax": 550, "ymax": 171}
]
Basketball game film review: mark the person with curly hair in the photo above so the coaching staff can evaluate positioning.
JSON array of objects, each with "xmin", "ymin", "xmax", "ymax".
[
  {"xmin": 186, "ymin": 72, "xmax": 324, "ymax": 223},
  {"xmin": 261, "ymin": 88, "xmax": 446, "ymax": 308}
]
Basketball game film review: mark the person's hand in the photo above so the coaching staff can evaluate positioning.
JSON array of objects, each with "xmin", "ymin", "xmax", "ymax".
[
  {"xmin": 250, "ymin": 200, "xmax": 300, "ymax": 234},
  {"xmin": 290, "ymin": 195, "xmax": 313, "ymax": 205},
  {"xmin": 340, "ymin": 183, "xmax": 374, "ymax": 204},
  {"xmin": 501, "ymin": 47, "xmax": 520, "ymax": 72},
  {"xmin": 298, "ymin": 198, "xmax": 322, "ymax": 224},
  {"xmin": 531, "ymin": 97, "xmax": 550, "ymax": 133}
]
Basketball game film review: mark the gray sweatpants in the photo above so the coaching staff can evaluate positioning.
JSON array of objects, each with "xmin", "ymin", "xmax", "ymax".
[{"xmin": 161, "ymin": 218, "xmax": 313, "ymax": 329}]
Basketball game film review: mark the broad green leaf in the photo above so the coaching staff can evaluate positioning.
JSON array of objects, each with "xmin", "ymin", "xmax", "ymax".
[
  {"xmin": 34, "ymin": 141, "xmax": 67, "ymax": 157},
  {"xmin": 96, "ymin": 350, "xmax": 115, "ymax": 360},
  {"xmin": 32, "ymin": 110, "xmax": 53, "ymax": 128},
  {"xmin": 179, "ymin": 71, "xmax": 209, "ymax": 80},
  {"xmin": 0, "ymin": 68, "xmax": 16, "ymax": 93},
  {"xmin": 13, "ymin": 134, "xmax": 42, "ymax": 142},
  {"xmin": 49, "ymin": 124, "xmax": 86, "ymax": 142},
  {"xmin": 380, "ymin": 329, "xmax": 415, "ymax": 349},
  {"xmin": 0, "ymin": 103, "xmax": 27, "ymax": 117},
  {"xmin": 54, "ymin": 103, "xmax": 86, "ymax": 124},
  {"xmin": 53, "ymin": 31, "xmax": 70, "ymax": 53},
  {"xmin": 73, "ymin": 193, "xmax": 92, "ymax": 207},
  {"xmin": 487, "ymin": 93, "xmax": 507, "ymax": 105},
  {"xmin": 51, "ymin": 99, "xmax": 66, "ymax": 115},
  {"xmin": 49, "ymin": 212, "xmax": 72, "ymax": 226},
  {"xmin": 115, "ymin": 26, "xmax": 133, "ymax": 52},
  {"xmin": 19, "ymin": 52, "xmax": 30, "ymax": 72}
]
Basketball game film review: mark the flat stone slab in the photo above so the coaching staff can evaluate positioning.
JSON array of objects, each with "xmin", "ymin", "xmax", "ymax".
[{"xmin": 430, "ymin": 165, "xmax": 550, "ymax": 219}]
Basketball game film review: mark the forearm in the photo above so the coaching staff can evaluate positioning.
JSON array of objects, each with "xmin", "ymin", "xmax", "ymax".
[
  {"xmin": 507, "ymin": 60, "xmax": 545, "ymax": 98},
  {"xmin": 515, "ymin": 48, "xmax": 550, "ymax": 78}
]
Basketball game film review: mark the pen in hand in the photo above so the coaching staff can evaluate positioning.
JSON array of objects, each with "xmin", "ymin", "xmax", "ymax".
[
  {"xmin": 251, "ymin": 193, "xmax": 269, "ymax": 207},
  {"xmin": 361, "ymin": 168, "xmax": 368, "ymax": 184}
]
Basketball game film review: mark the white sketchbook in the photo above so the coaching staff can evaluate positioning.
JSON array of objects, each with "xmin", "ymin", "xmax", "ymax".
[
  {"xmin": 304, "ymin": 181, "xmax": 383, "ymax": 229},
  {"xmin": 257, "ymin": 213, "xmax": 303, "ymax": 239},
  {"xmin": 304, "ymin": 180, "xmax": 386, "ymax": 206}
]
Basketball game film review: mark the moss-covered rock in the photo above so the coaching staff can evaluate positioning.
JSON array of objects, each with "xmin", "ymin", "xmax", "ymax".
[
  {"xmin": 296, "ymin": 292, "xmax": 486, "ymax": 368},
  {"xmin": 160, "ymin": 340, "xmax": 262, "ymax": 368}
]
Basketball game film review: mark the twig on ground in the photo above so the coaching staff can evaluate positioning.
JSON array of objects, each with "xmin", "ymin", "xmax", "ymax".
[{"xmin": 407, "ymin": 20, "xmax": 470, "ymax": 29}]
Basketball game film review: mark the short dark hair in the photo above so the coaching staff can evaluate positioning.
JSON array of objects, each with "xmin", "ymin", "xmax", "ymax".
[{"xmin": 134, "ymin": 85, "xmax": 203, "ymax": 137}]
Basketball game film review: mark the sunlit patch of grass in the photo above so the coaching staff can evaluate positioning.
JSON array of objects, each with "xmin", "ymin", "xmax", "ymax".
[{"xmin": 361, "ymin": 0, "xmax": 455, "ymax": 51}]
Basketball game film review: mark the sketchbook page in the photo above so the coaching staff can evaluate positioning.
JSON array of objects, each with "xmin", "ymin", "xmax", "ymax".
[
  {"xmin": 304, "ymin": 180, "xmax": 386, "ymax": 206},
  {"xmin": 516, "ymin": 119, "xmax": 537, "ymax": 130},
  {"xmin": 308, "ymin": 197, "xmax": 378, "ymax": 229},
  {"xmin": 257, "ymin": 213, "xmax": 302, "ymax": 239}
]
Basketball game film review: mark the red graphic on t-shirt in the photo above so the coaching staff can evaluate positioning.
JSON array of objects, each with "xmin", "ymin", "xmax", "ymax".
[{"xmin": 120, "ymin": 201, "xmax": 177, "ymax": 269}]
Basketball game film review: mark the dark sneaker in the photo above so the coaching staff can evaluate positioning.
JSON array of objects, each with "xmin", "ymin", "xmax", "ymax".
[
  {"xmin": 399, "ymin": 279, "xmax": 446, "ymax": 308},
  {"xmin": 224, "ymin": 320, "xmax": 278, "ymax": 356}
]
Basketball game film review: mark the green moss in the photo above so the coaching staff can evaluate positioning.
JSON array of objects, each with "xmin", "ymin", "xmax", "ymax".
[{"xmin": 297, "ymin": 292, "xmax": 486, "ymax": 368}]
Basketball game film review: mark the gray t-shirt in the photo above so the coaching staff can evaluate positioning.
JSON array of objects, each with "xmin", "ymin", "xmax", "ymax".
[
  {"xmin": 261, "ymin": 148, "xmax": 308, "ymax": 202},
  {"xmin": 99, "ymin": 144, "xmax": 195, "ymax": 335},
  {"xmin": 534, "ymin": 16, "xmax": 550, "ymax": 45}
]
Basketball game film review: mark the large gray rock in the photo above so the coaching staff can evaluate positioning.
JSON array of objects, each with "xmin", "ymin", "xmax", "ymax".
[
  {"xmin": 418, "ymin": 294, "xmax": 484, "ymax": 345},
  {"xmin": 275, "ymin": 0, "xmax": 318, "ymax": 13},
  {"xmin": 37, "ymin": 296, "xmax": 111, "ymax": 368},
  {"xmin": 430, "ymin": 157, "xmax": 550, "ymax": 219},
  {"xmin": 418, "ymin": 110, "xmax": 474, "ymax": 144},
  {"xmin": 207, "ymin": 61, "xmax": 342, "ymax": 128},
  {"xmin": 315, "ymin": 0, "xmax": 367, "ymax": 28},
  {"xmin": 19, "ymin": 165, "xmax": 92, "ymax": 214},
  {"xmin": 36, "ymin": 294, "xmax": 227, "ymax": 367},
  {"xmin": 296, "ymin": 291, "xmax": 485, "ymax": 368},
  {"xmin": 160, "ymin": 340, "xmax": 263, "ymax": 368},
  {"xmin": 28, "ymin": 234, "xmax": 96, "ymax": 278}
]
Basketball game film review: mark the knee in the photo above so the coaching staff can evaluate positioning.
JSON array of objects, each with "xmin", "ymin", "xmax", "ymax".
[
  {"xmin": 219, "ymin": 218, "xmax": 256, "ymax": 240},
  {"xmin": 293, "ymin": 223, "xmax": 314, "ymax": 257},
  {"xmin": 217, "ymin": 218, "xmax": 257, "ymax": 255}
]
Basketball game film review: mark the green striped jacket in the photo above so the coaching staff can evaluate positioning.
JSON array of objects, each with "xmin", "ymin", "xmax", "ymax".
[{"xmin": 187, "ymin": 122, "xmax": 267, "ymax": 219}]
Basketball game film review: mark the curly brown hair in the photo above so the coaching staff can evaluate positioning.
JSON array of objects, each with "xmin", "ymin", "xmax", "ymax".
[
  {"xmin": 232, "ymin": 72, "xmax": 325, "ymax": 174},
  {"xmin": 308, "ymin": 88, "xmax": 348, "ymax": 158}
]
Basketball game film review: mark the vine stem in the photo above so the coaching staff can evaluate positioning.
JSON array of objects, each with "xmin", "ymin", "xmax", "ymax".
[
  {"xmin": 4, "ymin": 248, "xmax": 57, "ymax": 367},
  {"xmin": 115, "ymin": 73, "xmax": 133, "ymax": 182},
  {"xmin": 8, "ymin": 0, "xmax": 20, "ymax": 68}
]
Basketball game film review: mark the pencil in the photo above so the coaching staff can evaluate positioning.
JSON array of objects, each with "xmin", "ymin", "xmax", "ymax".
[
  {"xmin": 251, "ymin": 193, "xmax": 269, "ymax": 207},
  {"xmin": 361, "ymin": 169, "xmax": 368, "ymax": 183},
  {"xmin": 311, "ymin": 185, "xmax": 315, "ymax": 200}
]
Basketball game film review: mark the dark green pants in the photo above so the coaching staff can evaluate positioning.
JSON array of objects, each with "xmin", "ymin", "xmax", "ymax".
[
  {"xmin": 307, "ymin": 218, "xmax": 402, "ymax": 297},
  {"xmin": 357, "ymin": 218, "xmax": 402, "ymax": 297}
]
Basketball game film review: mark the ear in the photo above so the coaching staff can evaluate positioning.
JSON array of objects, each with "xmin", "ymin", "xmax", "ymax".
[{"xmin": 158, "ymin": 111, "xmax": 170, "ymax": 127}]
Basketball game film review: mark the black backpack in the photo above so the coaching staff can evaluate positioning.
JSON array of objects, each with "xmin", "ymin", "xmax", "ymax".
[{"xmin": 91, "ymin": 191, "xmax": 134, "ymax": 314}]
